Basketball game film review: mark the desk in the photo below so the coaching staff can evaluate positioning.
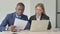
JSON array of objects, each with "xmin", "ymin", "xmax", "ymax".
[{"xmin": 0, "ymin": 30, "xmax": 60, "ymax": 34}]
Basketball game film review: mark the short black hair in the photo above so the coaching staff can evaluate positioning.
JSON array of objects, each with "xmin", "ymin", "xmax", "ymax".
[{"xmin": 17, "ymin": 2, "xmax": 25, "ymax": 9}]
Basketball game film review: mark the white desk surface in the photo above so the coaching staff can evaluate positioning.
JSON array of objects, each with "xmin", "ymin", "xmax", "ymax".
[{"xmin": 0, "ymin": 30, "xmax": 60, "ymax": 34}]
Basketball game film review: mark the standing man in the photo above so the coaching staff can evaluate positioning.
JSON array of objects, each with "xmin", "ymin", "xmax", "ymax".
[{"xmin": 0, "ymin": 2, "xmax": 30, "ymax": 32}]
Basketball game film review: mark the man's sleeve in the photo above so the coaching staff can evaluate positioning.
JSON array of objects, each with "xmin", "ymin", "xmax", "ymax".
[
  {"xmin": 0, "ymin": 14, "xmax": 9, "ymax": 31},
  {"xmin": 47, "ymin": 21, "xmax": 51, "ymax": 30},
  {"xmin": 24, "ymin": 16, "xmax": 31, "ymax": 30}
]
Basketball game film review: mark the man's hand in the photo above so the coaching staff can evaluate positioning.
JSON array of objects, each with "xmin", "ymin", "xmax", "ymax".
[{"xmin": 8, "ymin": 25, "xmax": 17, "ymax": 32}]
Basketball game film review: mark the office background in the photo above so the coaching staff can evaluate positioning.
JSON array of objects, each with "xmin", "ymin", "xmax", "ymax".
[{"xmin": 0, "ymin": 0, "xmax": 56, "ymax": 29}]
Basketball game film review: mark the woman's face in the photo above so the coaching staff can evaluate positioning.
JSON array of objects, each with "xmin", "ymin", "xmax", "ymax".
[{"xmin": 35, "ymin": 6, "xmax": 43, "ymax": 16}]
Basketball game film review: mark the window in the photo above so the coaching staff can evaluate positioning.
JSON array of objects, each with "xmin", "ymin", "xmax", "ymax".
[{"xmin": 56, "ymin": 0, "xmax": 60, "ymax": 28}]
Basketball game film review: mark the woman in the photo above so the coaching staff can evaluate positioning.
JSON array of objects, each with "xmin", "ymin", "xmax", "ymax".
[{"xmin": 29, "ymin": 3, "xmax": 51, "ymax": 30}]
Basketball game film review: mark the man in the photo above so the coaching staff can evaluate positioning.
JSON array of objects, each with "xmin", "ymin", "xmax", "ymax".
[{"xmin": 0, "ymin": 2, "xmax": 30, "ymax": 32}]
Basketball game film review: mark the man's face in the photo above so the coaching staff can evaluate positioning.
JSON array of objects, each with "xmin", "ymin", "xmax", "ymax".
[
  {"xmin": 35, "ymin": 6, "xmax": 43, "ymax": 16},
  {"xmin": 16, "ymin": 6, "xmax": 24, "ymax": 16}
]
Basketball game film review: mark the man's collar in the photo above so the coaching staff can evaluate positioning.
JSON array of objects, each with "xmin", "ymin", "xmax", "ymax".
[{"xmin": 16, "ymin": 13, "xmax": 21, "ymax": 18}]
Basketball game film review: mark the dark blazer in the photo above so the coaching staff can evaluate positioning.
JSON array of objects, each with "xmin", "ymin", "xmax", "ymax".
[
  {"xmin": 0, "ymin": 12, "xmax": 30, "ymax": 31},
  {"xmin": 29, "ymin": 14, "xmax": 51, "ymax": 30}
]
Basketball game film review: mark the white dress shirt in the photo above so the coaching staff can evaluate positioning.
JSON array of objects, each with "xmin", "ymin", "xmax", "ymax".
[{"xmin": 36, "ymin": 15, "xmax": 41, "ymax": 20}]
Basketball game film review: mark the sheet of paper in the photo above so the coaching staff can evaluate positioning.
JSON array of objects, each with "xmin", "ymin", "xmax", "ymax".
[{"xmin": 14, "ymin": 18, "xmax": 28, "ymax": 30}]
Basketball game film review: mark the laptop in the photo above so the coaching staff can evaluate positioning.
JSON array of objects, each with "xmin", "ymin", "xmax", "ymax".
[{"xmin": 30, "ymin": 20, "xmax": 49, "ymax": 32}]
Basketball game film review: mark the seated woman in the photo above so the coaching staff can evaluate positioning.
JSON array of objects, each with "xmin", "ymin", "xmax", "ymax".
[{"xmin": 29, "ymin": 3, "xmax": 51, "ymax": 30}]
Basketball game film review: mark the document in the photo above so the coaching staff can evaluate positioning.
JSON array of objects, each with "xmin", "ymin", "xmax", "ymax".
[{"xmin": 14, "ymin": 18, "xmax": 28, "ymax": 30}]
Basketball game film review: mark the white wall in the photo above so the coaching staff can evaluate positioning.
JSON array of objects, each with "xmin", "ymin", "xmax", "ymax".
[
  {"xmin": 0, "ymin": 0, "xmax": 31, "ymax": 24},
  {"xmin": 0, "ymin": 0, "xmax": 18, "ymax": 24},
  {"xmin": 0, "ymin": 0, "xmax": 56, "ymax": 29},
  {"xmin": 44, "ymin": 0, "xmax": 56, "ymax": 29}
]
